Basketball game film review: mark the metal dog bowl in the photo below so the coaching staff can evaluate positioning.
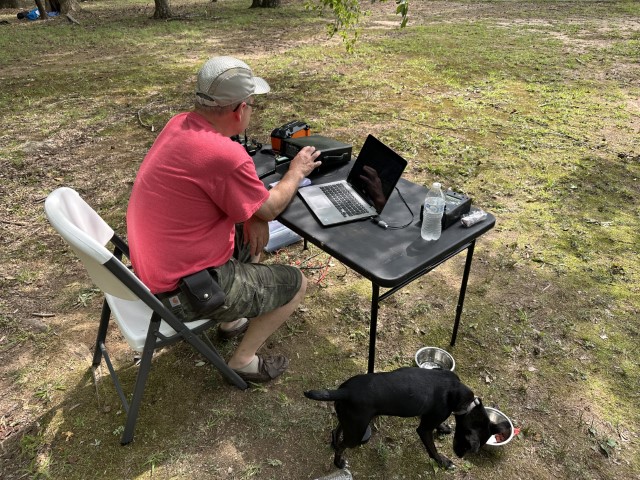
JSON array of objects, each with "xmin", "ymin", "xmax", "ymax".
[
  {"xmin": 483, "ymin": 407, "xmax": 515, "ymax": 448},
  {"xmin": 414, "ymin": 347, "xmax": 455, "ymax": 371}
]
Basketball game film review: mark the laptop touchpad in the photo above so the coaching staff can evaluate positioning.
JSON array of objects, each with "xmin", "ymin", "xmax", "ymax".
[{"xmin": 313, "ymin": 195, "xmax": 334, "ymax": 209}]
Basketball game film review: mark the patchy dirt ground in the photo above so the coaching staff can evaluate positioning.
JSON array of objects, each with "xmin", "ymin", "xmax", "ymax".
[{"xmin": 1, "ymin": 1, "xmax": 639, "ymax": 479}]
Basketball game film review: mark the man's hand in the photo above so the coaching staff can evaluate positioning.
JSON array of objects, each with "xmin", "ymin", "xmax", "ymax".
[
  {"xmin": 243, "ymin": 216, "xmax": 270, "ymax": 257},
  {"xmin": 289, "ymin": 145, "xmax": 322, "ymax": 178},
  {"xmin": 254, "ymin": 145, "xmax": 322, "ymax": 221}
]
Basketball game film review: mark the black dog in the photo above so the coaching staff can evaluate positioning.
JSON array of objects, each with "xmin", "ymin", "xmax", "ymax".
[{"xmin": 304, "ymin": 367, "xmax": 510, "ymax": 469}]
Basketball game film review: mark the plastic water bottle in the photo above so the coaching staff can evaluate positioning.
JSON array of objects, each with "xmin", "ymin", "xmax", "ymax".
[{"xmin": 421, "ymin": 182, "xmax": 446, "ymax": 241}]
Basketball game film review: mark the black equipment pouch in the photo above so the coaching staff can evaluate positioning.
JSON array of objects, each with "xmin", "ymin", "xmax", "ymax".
[{"xmin": 178, "ymin": 269, "xmax": 226, "ymax": 315}]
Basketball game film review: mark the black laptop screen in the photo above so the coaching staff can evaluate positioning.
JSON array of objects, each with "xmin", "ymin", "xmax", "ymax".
[{"xmin": 347, "ymin": 135, "xmax": 408, "ymax": 213}]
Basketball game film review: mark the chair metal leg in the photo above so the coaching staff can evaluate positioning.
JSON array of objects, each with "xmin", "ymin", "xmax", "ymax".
[
  {"xmin": 186, "ymin": 331, "xmax": 248, "ymax": 390},
  {"xmin": 120, "ymin": 313, "xmax": 161, "ymax": 445},
  {"xmin": 99, "ymin": 341, "xmax": 130, "ymax": 413},
  {"xmin": 199, "ymin": 332, "xmax": 248, "ymax": 387},
  {"xmin": 93, "ymin": 300, "xmax": 111, "ymax": 367},
  {"xmin": 93, "ymin": 299, "xmax": 130, "ymax": 415}
]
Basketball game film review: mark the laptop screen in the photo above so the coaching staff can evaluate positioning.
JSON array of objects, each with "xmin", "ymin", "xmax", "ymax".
[{"xmin": 347, "ymin": 135, "xmax": 408, "ymax": 213}]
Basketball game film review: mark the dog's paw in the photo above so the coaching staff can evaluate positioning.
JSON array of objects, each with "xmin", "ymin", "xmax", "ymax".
[
  {"xmin": 333, "ymin": 455, "xmax": 347, "ymax": 469},
  {"xmin": 436, "ymin": 422, "xmax": 452, "ymax": 435},
  {"xmin": 437, "ymin": 455, "xmax": 455, "ymax": 470}
]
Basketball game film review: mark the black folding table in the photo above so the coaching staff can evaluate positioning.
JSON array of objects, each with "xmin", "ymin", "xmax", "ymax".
[{"xmin": 256, "ymin": 152, "xmax": 495, "ymax": 373}]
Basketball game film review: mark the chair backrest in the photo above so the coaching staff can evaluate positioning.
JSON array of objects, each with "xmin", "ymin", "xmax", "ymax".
[{"xmin": 44, "ymin": 187, "xmax": 140, "ymax": 301}]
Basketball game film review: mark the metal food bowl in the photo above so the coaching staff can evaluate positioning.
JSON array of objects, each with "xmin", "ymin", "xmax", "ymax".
[
  {"xmin": 414, "ymin": 347, "xmax": 455, "ymax": 371},
  {"xmin": 483, "ymin": 407, "xmax": 515, "ymax": 448}
]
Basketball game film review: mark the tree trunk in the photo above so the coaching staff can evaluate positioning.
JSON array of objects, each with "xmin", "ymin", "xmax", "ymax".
[
  {"xmin": 34, "ymin": 0, "xmax": 47, "ymax": 19},
  {"xmin": 47, "ymin": 0, "xmax": 61, "ymax": 12},
  {"xmin": 153, "ymin": 0, "xmax": 173, "ymax": 19},
  {"xmin": 250, "ymin": 0, "xmax": 280, "ymax": 8},
  {"xmin": 58, "ymin": 0, "xmax": 80, "ymax": 14}
]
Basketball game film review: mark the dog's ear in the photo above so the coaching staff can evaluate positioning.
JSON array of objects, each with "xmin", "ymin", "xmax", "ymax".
[{"xmin": 461, "ymin": 431, "xmax": 484, "ymax": 455}]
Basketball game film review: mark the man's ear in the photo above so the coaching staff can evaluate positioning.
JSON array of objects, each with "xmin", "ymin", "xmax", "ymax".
[
  {"xmin": 490, "ymin": 420, "xmax": 511, "ymax": 435},
  {"xmin": 232, "ymin": 103, "xmax": 245, "ymax": 120}
]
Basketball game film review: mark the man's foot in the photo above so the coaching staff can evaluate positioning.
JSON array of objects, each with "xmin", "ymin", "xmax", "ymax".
[
  {"xmin": 231, "ymin": 354, "xmax": 289, "ymax": 383},
  {"xmin": 217, "ymin": 318, "xmax": 249, "ymax": 340}
]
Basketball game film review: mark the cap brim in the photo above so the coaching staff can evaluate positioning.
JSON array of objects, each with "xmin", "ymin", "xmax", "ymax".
[{"xmin": 253, "ymin": 77, "xmax": 270, "ymax": 95}]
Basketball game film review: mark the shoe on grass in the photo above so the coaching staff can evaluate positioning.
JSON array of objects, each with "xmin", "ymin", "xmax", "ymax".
[{"xmin": 232, "ymin": 354, "xmax": 289, "ymax": 383}]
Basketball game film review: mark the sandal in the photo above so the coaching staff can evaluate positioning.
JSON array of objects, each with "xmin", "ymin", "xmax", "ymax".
[
  {"xmin": 217, "ymin": 318, "xmax": 249, "ymax": 340},
  {"xmin": 232, "ymin": 354, "xmax": 289, "ymax": 383}
]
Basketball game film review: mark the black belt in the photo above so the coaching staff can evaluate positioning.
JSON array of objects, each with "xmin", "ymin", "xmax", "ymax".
[
  {"xmin": 155, "ymin": 288, "xmax": 181, "ymax": 301},
  {"xmin": 155, "ymin": 269, "xmax": 220, "ymax": 301}
]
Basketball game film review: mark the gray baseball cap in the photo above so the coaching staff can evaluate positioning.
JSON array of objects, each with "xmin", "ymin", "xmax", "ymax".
[{"xmin": 195, "ymin": 56, "xmax": 270, "ymax": 107}]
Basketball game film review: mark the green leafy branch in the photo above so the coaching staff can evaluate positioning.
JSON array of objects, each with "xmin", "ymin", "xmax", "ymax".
[{"xmin": 309, "ymin": 0, "xmax": 410, "ymax": 51}]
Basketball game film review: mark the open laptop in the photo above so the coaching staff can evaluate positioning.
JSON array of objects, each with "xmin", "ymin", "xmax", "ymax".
[{"xmin": 298, "ymin": 134, "xmax": 407, "ymax": 227}]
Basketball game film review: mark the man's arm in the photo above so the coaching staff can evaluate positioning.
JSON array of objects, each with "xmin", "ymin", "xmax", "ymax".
[{"xmin": 253, "ymin": 146, "xmax": 322, "ymax": 221}]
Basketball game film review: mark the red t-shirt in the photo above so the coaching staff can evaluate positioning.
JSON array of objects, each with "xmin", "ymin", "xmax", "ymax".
[{"xmin": 126, "ymin": 112, "xmax": 269, "ymax": 293}]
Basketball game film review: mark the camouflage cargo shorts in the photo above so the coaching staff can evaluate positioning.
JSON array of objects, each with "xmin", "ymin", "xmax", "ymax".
[{"xmin": 157, "ymin": 226, "xmax": 302, "ymax": 323}]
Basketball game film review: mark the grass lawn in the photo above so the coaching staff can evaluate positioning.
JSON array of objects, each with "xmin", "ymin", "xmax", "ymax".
[{"xmin": 0, "ymin": 1, "xmax": 638, "ymax": 479}]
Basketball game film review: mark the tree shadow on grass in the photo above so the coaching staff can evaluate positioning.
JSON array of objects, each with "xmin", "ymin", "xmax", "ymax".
[{"xmin": 0, "ymin": 309, "xmax": 367, "ymax": 479}]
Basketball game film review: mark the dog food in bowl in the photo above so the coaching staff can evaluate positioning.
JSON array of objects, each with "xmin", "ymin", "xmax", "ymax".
[
  {"xmin": 414, "ymin": 347, "xmax": 455, "ymax": 371},
  {"xmin": 484, "ymin": 407, "xmax": 515, "ymax": 448}
]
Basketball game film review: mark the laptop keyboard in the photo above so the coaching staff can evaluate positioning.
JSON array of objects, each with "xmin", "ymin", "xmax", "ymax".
[{"xmin": 320, "ymin": 183, "xmax": 369, "ymax": 217}]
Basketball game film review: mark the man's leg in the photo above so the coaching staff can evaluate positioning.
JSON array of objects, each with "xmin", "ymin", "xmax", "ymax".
[
  {"xmin": 217, "ymin": 252, "xmax": 261, "ymax": 335},
  {"xmin": 216, "ymin": 225, "xmax": 305, "ymax": 380},
  {"xmin": 227, "ymin": 274, "xmax": 307, "ymax": 371}
]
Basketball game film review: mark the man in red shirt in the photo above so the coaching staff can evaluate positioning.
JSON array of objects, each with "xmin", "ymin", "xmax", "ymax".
[{"xmin": 127, "ymin": 56, "xmax": 321, "ymax": 383}]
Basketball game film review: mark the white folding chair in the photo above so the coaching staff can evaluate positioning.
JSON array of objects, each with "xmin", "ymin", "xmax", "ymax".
[{"xmin": 44, "ymin": 187, "xmax": 247, "ymax": 445}]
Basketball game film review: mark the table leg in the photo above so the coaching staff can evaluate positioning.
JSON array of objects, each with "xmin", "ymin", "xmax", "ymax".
[
  {"xmin": 368, "ymin": 284, "xmax": 380, "ymax": 373},
  {"xmin": 451, "ymin": 240, "xmax": 476, "ymax": 346}
]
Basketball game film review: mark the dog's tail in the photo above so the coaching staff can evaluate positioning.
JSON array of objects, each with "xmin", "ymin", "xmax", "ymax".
[{"xmin": 304, "ymin": 388, "xmax": 350, "ymax": 402}]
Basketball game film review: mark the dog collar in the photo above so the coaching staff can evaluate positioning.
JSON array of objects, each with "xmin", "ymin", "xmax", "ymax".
[{"xmin": 454, "ymin": 397, "xmax": 480, "ymax": 416}]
